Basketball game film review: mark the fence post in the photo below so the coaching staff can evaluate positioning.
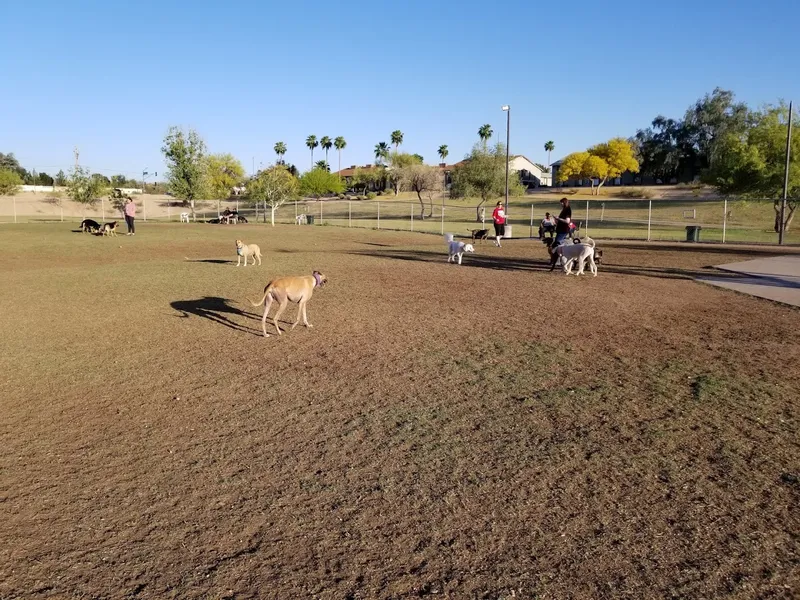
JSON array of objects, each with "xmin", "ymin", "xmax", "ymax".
[
  {"xmin": 295, "ymin": 200, "xmax": 298, "ymax": 224},
  {"xmin": 60, "ymin": 204, "xmax": 63, "ymax": 222},
  {"xmin": 377, "ymin": 202, "xmax": 380, "ymax": 229},
  {"xmin": 236, "ymin": 199, "xmax": 239, "ymax": 213},
  {"xmin": 168, "ymin": 204, "xmax": 171, "ymax": 221},
  {"xmin": 13, "ymin": 196, "xmax": 17, "ymax": 223},
  {"xmin": 530, "ymin": 204, "xmax": 534, "ymax": 238},
  {"xmin": 647, "ymin": 200, "xmax": 652, "ymax": 242},
  {"xmin": 143, "ymin": 198, "xmax": 146, "ymax": 222},
  {"xmin": 255, "ymin": 201, "xmax": 258, "ymax": 222},
  {"xmin": 722, "ymin": 199, "xmax": 728, "ymax": 243},
  {"xmin": 410, "ymin": 202, "xmax": 414, "ymax": 232},
  {"xmin": 441, "ymin": 200, "xmax": 444, "ymax": 235},
  {"xmin": 585, "ymin": 200, "xmax": 589, "ymax": 237},
  {"xmin": 600, "ymin": 202, "xmax": 605, "ymax": 222},
  {"xmin": 348, "ymin": 201, "xmax": 351, "ymax": 227},
  {"xmin": 320, "ymin": 201, "xmax": 323, "ymax": 224},
  {"xmin": 101, "ymin": 197, "xmax": 105, "ymax": 222}
]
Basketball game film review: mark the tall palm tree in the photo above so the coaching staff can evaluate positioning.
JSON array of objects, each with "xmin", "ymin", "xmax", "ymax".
[
  {"xmin": 274, "ymin": 141, "xmax": 287, "ymax": 164},
  {"xmin": 390, "ymin": 130, "xmax": 404, "ymax": 151},
  {"xmin": 320, "ymin": 136, "xmax": 332, "ymax": 165},
  {"xmin": 315, "ymin": 160, "xmax": 329, "ymax": 172},
  {"xmin": 437, "ymin": 144, "xmax": 449, "ymax": 164},
  {"xmin": 334, "ymin": 136, "xmax": 347, "ymax": 178},
  {"xmin": 544, "ymin": 140, "xmax": 555, "ymax": 166},
  {"xmin": 374, "ymin": 142, "xmax": 389, "ymax": 165},
  {"xmin": 478, "ymin": 124, "xmax": 493, "ymax": 146},
  {"xmin": 305, "ymin": 135, "xmax": 318, "ymax": 168}
]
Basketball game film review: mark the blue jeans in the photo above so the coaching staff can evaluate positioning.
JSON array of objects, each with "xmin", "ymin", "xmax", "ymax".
[{"xmin": 554, "ymin": 232, "xmax": 569, "ymax": 247}]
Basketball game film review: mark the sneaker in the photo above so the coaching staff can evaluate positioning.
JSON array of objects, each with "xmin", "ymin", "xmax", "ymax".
[{"xmin": 126, "ymin": 233, "xmax": 132, "ymax": 236}]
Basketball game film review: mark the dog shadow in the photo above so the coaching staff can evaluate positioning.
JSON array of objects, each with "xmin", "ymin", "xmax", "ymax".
[
  {"xmin": 187, "ymin": 259, "xmax": 235, "ymax": 264},
  {"xmin": 170, "ymin": 296, "xmax": 262, "ymax": 335}
]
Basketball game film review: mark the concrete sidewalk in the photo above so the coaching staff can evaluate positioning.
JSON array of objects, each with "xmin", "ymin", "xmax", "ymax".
[{"xmin": 696, "ymin": 255, "xmax": 800, "ymax": 307}]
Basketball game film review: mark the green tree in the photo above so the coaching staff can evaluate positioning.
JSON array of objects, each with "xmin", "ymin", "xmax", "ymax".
[
  {"xmin": 450, "ymin": 142, "xmax": 523, "ymax": 220},
  {"xmin": 478, "ymin": 124, "xmax": 493, "ymax": 146},
  {"xmin": 320, "ymin": 136, "xmax": 332, "ymax": 165},
  {"xmin": 388, "ymin": 152, "xmax": 423, "ymax": 195},
  {"xmin": 111, "ymin": 174, "xmax": 127, "ymax": 187},
  {"xmin": 247, "ymin": 165, "xmax": 300, "ymax": 226},
  {"xmin": 374, "ymin": 142, "xmax": 389, "ymax": 165},
  {"xmin": 299, "ymin": 167, "xmax": 345, "ymax": 199},
  {"xmin": 315, "ymin": 160, "xmax": 330, "ymax": 172},
  {"xmin": 396, "ymin": 163, "xmax": 441, "ymax": 218},
  {"xmin": 161, "ymin": 126, "xmax": 208, "ymax": 220},
  {"xmin": 54, "ymin": 169, "xmax": 67, "ymax": 186},
  {"xmin": 274, "ymin": 141, "xmax": 287, "ymax": 164},
  {"xmin": 705, "ymin": 103, "xmax": 799, "ymax": 232},
  {"xmin": 305, "ymin": 135, "xmax": 318, "ymax": 169},
  {"xmin": 544, "ymin": 140, "xmax": 555, "ymax": 166},
  {"xmin": 91, "ymin": 173, "xmax": 111, "ymax": 185},
  {"xmin": 206, "ymin": 153, "xmax": 245, "ymax": 217},
  {"xmin": 334, "ymin": 136, "xmax": 347, "ymax": 178},
  {"xmin": 438, "ymin": 144, "xmax": 448, "ymax": 164},
  {"xmin": 391, "ymin": 130, "xmax": 404, "ymax": 151},
  {"xmin": 0, "ymin": 168, "xmax": 23, "ymax": 196},
  {"xmin": 66, "ymin": 165, "xmax": 108, "ymax": 206},
  {"xmin": 0, "ymin": 153, "xmax": 26, "ymax": 179},
  {"xmin": 38, "ymin": 172, "xmax": 54, "ymax": 186}
]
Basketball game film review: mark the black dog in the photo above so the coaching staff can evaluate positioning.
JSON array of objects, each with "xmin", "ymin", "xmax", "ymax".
[
  {"xmin": 469, "ymin": 228, "xmax": 490, "ymax": 243},
  {"xmin": 79, "ymin": 218, "xmax": 101, "ymax": 233}
]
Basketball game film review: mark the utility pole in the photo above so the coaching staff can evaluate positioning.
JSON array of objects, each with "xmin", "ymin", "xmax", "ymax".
[{"xmin": 779, "ymin": 100, "xmax": 793, "ymax": 245}]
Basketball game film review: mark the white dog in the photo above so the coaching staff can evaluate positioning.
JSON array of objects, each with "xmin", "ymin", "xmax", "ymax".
[
  {"xmin": 555, "ymin": 237, "xmax": 598, "ymax": 276},
  {"xmin": 295, "ymin": 214, "xmax": 308, "ymax": 225},
  {"xmin": 444, "ymin": 233, "xmax": 475, "ymax": 265}
]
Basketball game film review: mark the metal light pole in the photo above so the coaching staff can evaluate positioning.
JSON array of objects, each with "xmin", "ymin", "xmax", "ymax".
[
  {"xmin": 502, "ymin": 105, "xmax": 510, "ymax": 216},
  {"xmin": 779, "ymin": 100, "xmax": 793, "ymax": 245}
]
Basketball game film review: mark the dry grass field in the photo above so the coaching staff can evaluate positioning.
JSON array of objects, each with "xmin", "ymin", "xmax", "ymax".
[{"xmin": 1, "ymin": 222, "xmax": 798, "ymax": 599}]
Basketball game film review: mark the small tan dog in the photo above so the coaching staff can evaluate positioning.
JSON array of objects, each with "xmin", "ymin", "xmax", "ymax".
[
  {"xmin": 249, "ymin": 271, "xmax": 328, "ymax": 338},
  {"xmin": 235, "ymin": 240, "xmax": 262, "ymax": 267}
]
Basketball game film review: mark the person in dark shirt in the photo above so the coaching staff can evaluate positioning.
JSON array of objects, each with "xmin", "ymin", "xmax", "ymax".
[{"xmin": 554, "ymin": 197, "xmax": 572, "ymax": 247}]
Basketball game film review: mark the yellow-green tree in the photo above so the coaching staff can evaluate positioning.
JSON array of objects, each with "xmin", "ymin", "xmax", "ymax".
[
  {"xmin": 557, "ymin": 138, "xmax": 639, "ymax": 195},
  {"xmin": 206, "ymin": 153, "xmax": 245, "ymax": 216}
]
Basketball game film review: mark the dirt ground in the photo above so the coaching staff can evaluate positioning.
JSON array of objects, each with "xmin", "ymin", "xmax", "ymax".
[{"xmin": 0, "ymin": 223, "xmax": 798, "ymax": 599}]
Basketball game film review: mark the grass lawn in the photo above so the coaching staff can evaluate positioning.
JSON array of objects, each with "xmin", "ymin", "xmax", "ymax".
[{"xmin": 1, "ymin": 222, "xmax": 798, "ymax": 598}]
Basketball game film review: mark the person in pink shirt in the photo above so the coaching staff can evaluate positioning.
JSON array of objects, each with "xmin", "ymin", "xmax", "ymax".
[
  {"xmin": 124, "ymin": 196, "xmax": 136, "ymax": 235},
  {"xmin": 491, "ymin": 200, "xmax": 506, "ymax": 247}
]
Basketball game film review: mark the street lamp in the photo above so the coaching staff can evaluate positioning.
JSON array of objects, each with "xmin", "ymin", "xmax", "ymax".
[{"xmin": 502, "ymin": 105, "xmax": 510, "ymax": 216}]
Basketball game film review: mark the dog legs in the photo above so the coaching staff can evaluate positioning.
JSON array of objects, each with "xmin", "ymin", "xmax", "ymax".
[
  {"xmin": 256, "ymin": 253, "xmax": 262, "ymax": 266},
  {"xmin": 236, "ymin": 255, "xmax": 242, "ymax": 267},
  {"xmin": 260, "ymin": 295, "xmax": 275, "ymax": 337},
  {"xmin": 291, "ymin": 299, "xmax": 313, "ymax": 330},
  {"xmin": 271, "ymin": 297, "xmax": 290, "ymax": 336}
]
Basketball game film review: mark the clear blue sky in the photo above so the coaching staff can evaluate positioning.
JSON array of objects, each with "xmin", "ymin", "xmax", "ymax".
[{"xmin": 1, "ymin": 0, "xmax": 798, "ymax": 181}]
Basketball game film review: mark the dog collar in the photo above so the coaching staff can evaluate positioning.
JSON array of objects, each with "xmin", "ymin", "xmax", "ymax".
[
  {"xmin": 313, "ymin": 272, "xmax": 322, "ymax": 287},
  {"xmin": 236, "ymin": 247, "xmax": 243, "ymax": 255}
]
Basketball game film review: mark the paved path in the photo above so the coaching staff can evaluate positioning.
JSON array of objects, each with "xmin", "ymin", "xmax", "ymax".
[{"xmin": 696, "ymin": 255, "xmax": 800, "ymax": 307}]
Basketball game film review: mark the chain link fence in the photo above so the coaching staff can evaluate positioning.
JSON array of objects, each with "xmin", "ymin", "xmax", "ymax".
[{"xmin": 1, "ymin": 195, "xmax": 796, "ymax": 245}]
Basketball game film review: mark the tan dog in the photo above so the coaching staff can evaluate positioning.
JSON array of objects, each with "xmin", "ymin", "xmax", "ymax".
[
  {"xmin": 249, "ymin": 271, "xmax": 328, "ymax": 338},
  {"xmin": 235, "ymin": 240, "xmax": 262, "ymax": 267}
]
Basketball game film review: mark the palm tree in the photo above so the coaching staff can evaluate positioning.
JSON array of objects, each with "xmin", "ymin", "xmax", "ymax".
[
  {"xmin": 274, "ymin": 141, "xmax": 287, "ymax": 164},
  {"xmin": 437, "ymin": 144, "xmax": 449, "ymax": 164},
  {"xmin": 305, "ymin": 135, "xmax": 318, "ymax": 168},
  {"xmin": 374, "ymin": 142, "xmax": 389, "ymax": 165},
  {"xmin": 334, "ymin": 136, "xmax": 347, "ymax": 178},
  {"xmin": 478, "ymin": 124, "xmax": 493, "ymax": 146},
  {"xmin": 315, "ymin": 160, "xmax": 330, "ymax": 172},
  {"xmin": 320, "ymin": 136, "xmax": 332, "ymax": 165},
  {"xmin": 391, "ymin": 130, "xmax": 404, "ymax": 151},
  {"xmin": 544, "ymin": 141, "xmax": 555, "ymax": 166}
]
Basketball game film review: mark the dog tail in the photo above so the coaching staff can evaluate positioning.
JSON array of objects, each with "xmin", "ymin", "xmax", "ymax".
[
  {"xmin": 584, "ymin": 236, "xmax": 596, "ymax": 248},
  {"xmin": 249, "ymin": 283, "xmax": 273, "ymax": 307},
  {"xmin": 444, "ymin": 233, "xmax": 454, "ymax": 243}
]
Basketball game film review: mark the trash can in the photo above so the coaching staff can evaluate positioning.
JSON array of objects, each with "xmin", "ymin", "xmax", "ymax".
[
  {"xmin": 306, "ymin": 215, "xmax": 315, "ymax": 225},
  {"xmin": 685, "ymin": 225, "xmax": 701, "ymax": 242},
  {"xmin": 504, "ymin": 224, "xmax": 513, "ymax": 239}
]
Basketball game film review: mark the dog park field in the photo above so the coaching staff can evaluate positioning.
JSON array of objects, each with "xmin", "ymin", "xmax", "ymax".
[{"xmin": 1, "ymin": 222, "xmax": 798, "ymax": 599}]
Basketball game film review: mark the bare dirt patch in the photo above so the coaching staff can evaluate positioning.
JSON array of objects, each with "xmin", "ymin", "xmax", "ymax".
[{"xmin": 1, "ymin": 224, "xmax": 798, "ymax": 599}]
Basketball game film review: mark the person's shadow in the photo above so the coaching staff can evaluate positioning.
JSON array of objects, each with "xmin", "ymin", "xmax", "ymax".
[{"xmin": 170, "ymin": 296, "xmax": 261, "ymax": 335}]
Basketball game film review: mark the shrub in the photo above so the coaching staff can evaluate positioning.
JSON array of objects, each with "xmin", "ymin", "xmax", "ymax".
[
  {"xmin": 366, "ymin": 192, "xmax": 377, "ymax": 200},
  {"xmin": 616, "ymin": 187, "xmax": 655, "ymax": 199},
  {"xmin": 337, "ymin": 193, "xmax": 345, "ymax": 200}
]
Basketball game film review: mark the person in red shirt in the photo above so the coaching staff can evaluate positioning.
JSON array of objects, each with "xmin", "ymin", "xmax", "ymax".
[
  {"xmin": 491, "ymin": 201, "xmax": 506, "ymax": 247},
  {"xmin": 124, "ymin": 196, "xmax": 136, "ymax": 235}
]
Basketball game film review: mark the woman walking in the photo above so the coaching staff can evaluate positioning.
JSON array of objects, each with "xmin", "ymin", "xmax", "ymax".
[{"xmin": 492, "ymin": 201, "xmax": 506, "ymax": 247}]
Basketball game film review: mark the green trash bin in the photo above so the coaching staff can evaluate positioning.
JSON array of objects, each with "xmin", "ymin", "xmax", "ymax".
[
  {"xmin": 685, "ymin": 225, "xmax": 701, "ymax": 242},
  {"xmin": 306, "ymin": 215, "xmax": 315, "ymax": 225}
]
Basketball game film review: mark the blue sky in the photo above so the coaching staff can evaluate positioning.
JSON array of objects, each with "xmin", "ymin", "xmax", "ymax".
[{"xmin": 1, "ymin": 0, "xmax": 798, "ymax": 181}]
